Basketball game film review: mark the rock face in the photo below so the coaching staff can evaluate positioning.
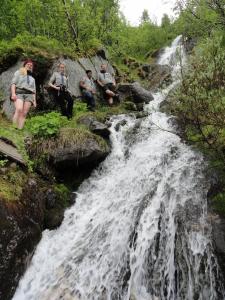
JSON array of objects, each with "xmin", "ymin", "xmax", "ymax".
[
  {"xmin": 0, "ymin": 52, "xmax": 115, "ymax": 119},
  {"xmin": 117, "ymin": 82, "xmax": 154, "ymax": 104},
  {"xmin": 138, "ymin": 64, "xmax": 172, "ymax": 91},
  {"xmin": 210, "ymin": 212, "xmax": 225, "ymax": 278},
  {"xmin": 50, "ymin": 134, "xmax": 110, "ymax": 171},
  {"xmin": 0, "ymin": 177, "xmax": 68, "ymax": 300},
  {"xmin": 78, "ymin": 116, "xmax": 111, "ymax": 139}
]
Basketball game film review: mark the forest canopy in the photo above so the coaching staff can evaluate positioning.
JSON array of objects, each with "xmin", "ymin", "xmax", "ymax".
[{"xmin": 0, "ymin": 0, "xmax": 178, "ymax": 61}]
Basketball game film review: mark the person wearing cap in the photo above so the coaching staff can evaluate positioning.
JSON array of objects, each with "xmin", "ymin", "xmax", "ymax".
[
  {"xmin": 79, "ymin": 70, "xmax": 96, "ymax": 111},
  {"xmin": 11, "ymin": 60, "xmax": 36, "ymax": 129},
  {"xmin": 49, "ymin": 63, "xmax": 74, "ymax": 119},
  {"xmin": 97, "ymin": 64, "xmax": 118, "ymax": 106}
]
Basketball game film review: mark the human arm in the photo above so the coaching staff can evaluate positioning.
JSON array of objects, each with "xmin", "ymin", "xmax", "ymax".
[
  {"xmin": 11, "ymin": 71, "xmax": 19, "ymax": 100},
  {"xmin": 11, "ymin": 84, "xmax": 17, "ymax": 101},
  {"xmin": 33, "ymin": 81, "xmax": 37, "ymax": 107}
]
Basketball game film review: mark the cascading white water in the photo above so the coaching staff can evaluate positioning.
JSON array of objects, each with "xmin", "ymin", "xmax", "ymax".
[{"xmin": 13, "ymin": 37, "xmax": 225, "ymax": 300}]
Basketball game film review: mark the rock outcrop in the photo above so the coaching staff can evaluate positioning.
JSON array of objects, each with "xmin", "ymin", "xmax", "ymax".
[
  {"xmin": 117, "ymin": 82, "xmax": 154, "ymax": 104},
  {"xmin": 138, "ymin": 63, "xmax": 172, "ymax": 91},
  {"xmin": 0, "ymin": 176, "xmax": 71, "ymax": 300}
]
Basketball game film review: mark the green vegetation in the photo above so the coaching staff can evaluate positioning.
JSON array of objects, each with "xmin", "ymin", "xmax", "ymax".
[
  {"xmin": 25, "ymin": 112, "xmax": 68, "ymax": 138},
  {"xmin": 169, "ymin": 0, "xmax": 225, "ymax": 215},
  {"xmin": 0, "ymin": 0, "xmax": 177, "ymax": 66},
  {"xmin": 54, "ymin": 183, "xmax": 71, "ymax": 208}
]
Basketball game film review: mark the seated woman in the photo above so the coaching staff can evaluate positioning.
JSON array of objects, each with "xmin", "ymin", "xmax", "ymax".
[
  {"xmin": 11, "ymin": 60, "xmax": 36, "ymax": 129},
  {"xmin": 97, "ymin": 64, "xmax": 118, "ymax": 106},
  {"xmin": 48, "ymin": 63, "xmax": 74, "ymax": 119},
  {"xmin": 79, "ymin": 70, "xmax": 96, "ymax": 111}
]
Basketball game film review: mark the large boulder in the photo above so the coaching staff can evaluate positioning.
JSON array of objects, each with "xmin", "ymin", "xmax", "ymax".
[
  {"xmin": 0, "ymin": 176, "xmax": 70, "ymax": 300},
  {"xmin": 78, "ymin": 115, "xmax": 110, "ymax": 138},
  {"xmin": 117, "ymin": 82, "xmax": 154, "ymax": 104},
  {"xmin": 139, "ymin": 63, "xmax": 172, "ymax": 91},
  {"xmin": 28, "ymin": 128, "xmax": 110, "ymax": 176}
]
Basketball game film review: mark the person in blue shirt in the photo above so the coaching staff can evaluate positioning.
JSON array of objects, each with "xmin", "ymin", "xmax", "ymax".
[{"xmin": 80, "ymin": 70, "xmax": 96, "ymax": 111}]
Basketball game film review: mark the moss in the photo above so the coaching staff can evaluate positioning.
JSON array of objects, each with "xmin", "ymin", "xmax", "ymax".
[
  {"xmin": 0, "ymin": 167, "xmax": 27, "ymax": 202},
  {"xmin": 54, "ymin": 183, "xmax": 71, "ymax": 208},
  {"xmin": 212, "ymin": 192, "xmax": 225, "ymax": 217}
]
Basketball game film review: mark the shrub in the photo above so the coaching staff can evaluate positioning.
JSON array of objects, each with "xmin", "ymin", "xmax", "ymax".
[{"xmin": 25, "ymin": 112, "xmax": 68, "ymax": 138}]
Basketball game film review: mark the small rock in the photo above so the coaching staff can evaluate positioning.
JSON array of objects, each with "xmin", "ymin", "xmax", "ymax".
[
  {"xmin": 115, "ymin": 119, "xmax": 127, "ymax": 132},
  {"xmin": 0, "ymin": 167, "xmax": 7, "ymax": 175},
  {"xmin": 45, "ymin": 189, "xmax": 57, "ymax": 209},
  {"xmin": 28, "ymin": 178, "xmax": 37, "ymax": 188},
  {"xmin": 90, "ymin": 121, "xmax": 111, "ymax": 138},
  {"xmin": 9, "ymin": 162, "xmax": 17, "ymax": 170}
]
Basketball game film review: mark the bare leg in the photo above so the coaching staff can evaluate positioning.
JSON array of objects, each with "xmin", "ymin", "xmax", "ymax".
[
  {"xmin": 12, "ymin": 99, "xmax": 24, "ymax": 128},
  {"xmin": 106, "ymin": 90, "xmax": 115, "ymax": 105},
  {"xmin": 18, "ymin": 101, "xmax": 32, "ymax": 129}
]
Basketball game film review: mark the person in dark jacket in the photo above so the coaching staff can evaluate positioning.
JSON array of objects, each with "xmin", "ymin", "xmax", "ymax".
[
  {"xmin": 49, "ymin": 63, "xmax": 74, "ymax": 119},
  {"xmin": 11, "ymin": 60, "xmax": 36, "ymax": 129},
  {"xmin": 80, "ymin": 70, "xmax": 96, "ymax": 111}
]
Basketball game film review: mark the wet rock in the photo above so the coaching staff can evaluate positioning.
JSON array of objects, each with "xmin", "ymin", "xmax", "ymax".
[
  {"xmin": 44, "ymin": 209, "xmax": 64, "ymax": 230},
  {"xmin": 115, "ymin": 119, "xmax": 127, "ymax": 131},
  {"xmin": 184, "ymin": 36, "xmax": 197, "ymax": 54},
  {"xmin": 141, "ymin": 64, "xmax": 172, "ymax": 91},
  {"xmin": 50, "ymin": 137, "xmax": 110, "ymax": 171},
  {"xmin": 0, "ymin": 175, "xmax": 71, "ymax": 300},
  {"xmin": 78, "ymin": 116, "xmax": 110, "ymax": 138},
  {"xmin": 210, "ymin": 212, "xmax": 225, "ymax": 278},
  {"xmin": 90, "ymin": 121, "xmax": 110, "ymax": 139},
  {"xmin": 45, "ymin": 189, "xmax": 57, "ymax": 209},
  {"xmin": 118, "ymin": 82, "xmax": 154, "ymax": 104},
  {"xmin": 135, "ymin": 111, "xmax": 149, "ymax": 119}
]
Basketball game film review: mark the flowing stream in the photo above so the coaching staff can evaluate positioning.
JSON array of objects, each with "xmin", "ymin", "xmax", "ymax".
[{"xmin": 13, "ymin": 36, "xmax": 225, "ymax": 300}]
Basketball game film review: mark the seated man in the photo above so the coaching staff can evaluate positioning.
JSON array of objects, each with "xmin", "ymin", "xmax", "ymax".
[
  {"xmin": 79, "ymin": 70, "xmax": 96, "ymax": 111},
  {"xmin": 97, "ymin": 64, "xmax": 118, "ymax": 106}
]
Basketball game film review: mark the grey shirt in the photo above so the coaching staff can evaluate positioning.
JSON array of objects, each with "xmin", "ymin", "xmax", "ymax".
[
  {"xmin": 81, "ymin": 76, "xmax": 96, "ymax": 91},
  {"xmin": 49, "ymin": 72, "xmax": 69, "ymax": 89},
  {"xmin": 11, "ymin": 70, "xmax": 36, "ymax": 93},
  {"xmin": 97, "ymin": 72, "xmax": 115, "ymax": 85}
]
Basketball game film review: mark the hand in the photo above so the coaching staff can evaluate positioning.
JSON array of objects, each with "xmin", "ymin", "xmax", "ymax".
[
  {"xmin": 55, "ymin": 86, "xmax": 60, "ymax": 91},
  {"xmin": 11, "ymin": 94, "xmax": 17, "ymax": 101},
  {"xmin": 33, "ymin": 101, "xmax": 37, "ymax": 108}
]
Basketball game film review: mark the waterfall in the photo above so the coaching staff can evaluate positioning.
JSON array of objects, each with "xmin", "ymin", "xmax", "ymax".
[{"xmin": 13, "ymin": 37, "xmax": 225, "ymax": 300}]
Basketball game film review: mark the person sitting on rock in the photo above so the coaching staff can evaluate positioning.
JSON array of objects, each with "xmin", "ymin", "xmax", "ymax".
[
  {"xmin": 49, "ymin": 63, "xmax": 74, "ymax": 119},
  {"xmin": 79, "ymin": 70, "xmax": 96, "ymax": 111},
  {"xmin": 11, "ymin": 60, "xmax": 36, "ymax": 129},
  {"xmin": 97, "ymin": 64, "xmax": 118, "ymax": 106}
]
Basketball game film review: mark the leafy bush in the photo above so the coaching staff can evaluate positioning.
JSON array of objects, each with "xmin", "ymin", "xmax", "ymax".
[
  {"xmin": 73, "ymin": 101, "xmax": 88, "ymax": 114},
  {"xmin": 0, "ymin": 159, "xmax": 8, "ymax": 167},
  {"xmin": 25, "ymin": 112, "xmax": 68, "ymax": 138}
]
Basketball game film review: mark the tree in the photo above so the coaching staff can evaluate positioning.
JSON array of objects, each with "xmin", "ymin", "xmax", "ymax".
[{"xmin": 141, "ymin": 9, "xmax": 150, "ymax": 23}]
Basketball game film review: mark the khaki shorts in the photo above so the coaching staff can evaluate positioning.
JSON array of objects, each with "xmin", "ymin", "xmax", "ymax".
[{"xmin": 17, "ymin": 94, "xmax": 34, "ymax": 103}]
